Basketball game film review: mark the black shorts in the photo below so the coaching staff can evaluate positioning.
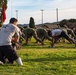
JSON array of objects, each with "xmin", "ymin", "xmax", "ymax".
[
  {"xmin": 58, "ymin": 31, "xmax": 69, "ymax": 40},
  {"xmin": 0, "ymin": 45, "xmax": 19, "ymax": 63}
]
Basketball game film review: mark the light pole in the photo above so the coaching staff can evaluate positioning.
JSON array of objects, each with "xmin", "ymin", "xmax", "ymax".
[
  {"xmin": 56, "ymin": 8, "xmax": 60, "ymax": 28},
  {"xmin": 16, "ymin": 10, "xmax": 18, "ymax": 19},
  {"xmin": 56, "ymin": 8, "xmax": 58, "ymax": 24},
  {"xmin": 41, "ymin": 9, "xmax": 44, "ymax": 25}
]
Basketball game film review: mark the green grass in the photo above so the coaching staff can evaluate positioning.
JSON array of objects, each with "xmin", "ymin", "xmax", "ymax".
[{"xmin": 0, "ymin": 39, "xmax": 76, "ymax": 75}]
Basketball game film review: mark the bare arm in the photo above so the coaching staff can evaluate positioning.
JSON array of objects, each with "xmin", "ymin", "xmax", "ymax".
[
  {"xmin": 12, "ymin": 33, "xmax": 21, "ymax": 49},
  {"xmin": 12, "ymin": 36, "xmax": 20, "ymax": 43}
]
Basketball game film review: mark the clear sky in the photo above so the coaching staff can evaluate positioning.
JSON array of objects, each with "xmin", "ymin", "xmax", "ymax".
[{"xmin": 4, "ymin": 0, "xmax": 76, "ymax": 24}]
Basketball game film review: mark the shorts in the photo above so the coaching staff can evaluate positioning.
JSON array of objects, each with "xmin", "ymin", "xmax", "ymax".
[
  {"xmin": 0, "ymin": 45, "xmax": 19, "ymax": 63},
  {"xmin": 58, "ymin": 31, "xmax": 69, "ymax": 40}
]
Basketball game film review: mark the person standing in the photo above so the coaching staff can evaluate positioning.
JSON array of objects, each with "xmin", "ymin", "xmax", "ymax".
[{"xmin": 0, "ymin": 18, "xmax": 23, "ymax": 65}]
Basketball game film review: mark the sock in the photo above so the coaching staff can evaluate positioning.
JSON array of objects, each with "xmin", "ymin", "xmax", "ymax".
[{"xmin": 16, "ymin": 57, "xmax": 23, "ymax": 66}]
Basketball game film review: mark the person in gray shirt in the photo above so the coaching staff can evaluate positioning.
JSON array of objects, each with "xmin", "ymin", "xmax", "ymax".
[
  {"xmin": 48, "ymin": 29, "xmax": 76, "ymax": 48},
  {"xmin": 0, "ymin": 18, "xmax": 23, "ymax": 65}
]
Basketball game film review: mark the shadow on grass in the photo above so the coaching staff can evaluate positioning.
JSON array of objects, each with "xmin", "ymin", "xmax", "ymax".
[
  {"xmin": 22, "ymin": 44, "xmax": 75, "ymax": 49},
  {"xmin": 23, "ymin": 56, "xmax": 76, "ymax": 62},
  {"xmin": 22, "ymin": 40, "xmax": 75, "ymax": 49}
]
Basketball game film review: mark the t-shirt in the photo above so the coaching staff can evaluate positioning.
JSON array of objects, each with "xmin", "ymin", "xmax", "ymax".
[
  {"xmin": 0, "ymin": 23, "xmax": 20, "ymax": 46},
  {"xmin": 51, "ymin": 29, "xmax": 62, "ymax": 36}
]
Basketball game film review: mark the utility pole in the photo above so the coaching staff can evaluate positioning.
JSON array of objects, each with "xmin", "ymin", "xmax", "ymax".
[
  {"xmin": 56, "ymin": 8, "xmax": 60, "ymax": 28},
  {"xmin": 41, "ymin": 9, "xmax": 44, "ymax": 25},
  {"xmin": 16, "ymin": 10, "xmax": 18, "ymax": 19},
  {"xmin": 56, "ymin": 8, "xmax": 58, "ymax": 23}
]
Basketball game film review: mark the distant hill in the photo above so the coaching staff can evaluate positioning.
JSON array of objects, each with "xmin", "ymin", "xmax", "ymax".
[
  {"xmin": 18, "ymin": 24, "xmax": 29, "ymax": 28},
  {"xmin": 35, "ymin": 22, "xmax": 59, "ymax": 29},
  {"xmin": 36, "ymin": 19, "xmax": 76, "ymax": 29},
  {"xmin": 17, "ymin": 22, "xmax": 59, "ymax": 29},
  {"xmin": 17, "ymin": 18, "xmax": 76, "ymax": 29}
]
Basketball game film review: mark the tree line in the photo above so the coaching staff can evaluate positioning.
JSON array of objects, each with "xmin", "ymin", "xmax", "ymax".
[{"xmin": 59, "ymin": 19, "xmax": 76, "ymax": 27}]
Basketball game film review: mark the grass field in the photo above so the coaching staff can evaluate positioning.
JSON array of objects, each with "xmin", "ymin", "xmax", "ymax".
[{"xmin": 0, "ymin": 39, "xmax": 76, "ymax": 75}]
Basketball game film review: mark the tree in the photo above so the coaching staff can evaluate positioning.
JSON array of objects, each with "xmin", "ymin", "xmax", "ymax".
[
  {"xmin": 0, "ymin": 0, "xmax": 7, "ymax": 27},
  {"xmin": 68, "ymin": 19, "xmax": 76, "ymax": 23},
  {"xmin": 29, "ymin": 17, "xmax": 35, "ymax": 28},
  {"xmin": 59, "ymin": 19, "xmax": 68, "ymax": 27},
  {"xmin": 0, "ymin": 0, "xmax": 7, "ymax": 9}
]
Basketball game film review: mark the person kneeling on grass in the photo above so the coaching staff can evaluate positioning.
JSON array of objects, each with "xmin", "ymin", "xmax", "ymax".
[
  {"xmin": 0, "ymin": 18, "xmax": 23, "ymax": 65},
  {"xmin": 48, "ymin": 29, "xmax": 76, "ymax": 48}
]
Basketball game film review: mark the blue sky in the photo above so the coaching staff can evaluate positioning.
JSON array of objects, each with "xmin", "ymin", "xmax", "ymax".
[{"xmin": 4, "ymin": 0, "xmax": 76, "ymax": 24}]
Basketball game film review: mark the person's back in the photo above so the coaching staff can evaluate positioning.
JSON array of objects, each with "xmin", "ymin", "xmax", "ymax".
[
  {"xmin": 0, "ymin": 18, "xmax": 23, "ymax": 65},
  {"xmin": 51, "ymin": 29, "xmax": 62, "ymax": 36},
  {"xmin": 0, "ymin": 24, "xmax": 16, "ymax": 46}
]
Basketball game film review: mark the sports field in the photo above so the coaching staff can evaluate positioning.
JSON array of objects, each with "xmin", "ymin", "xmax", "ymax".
[{"xmin": 0, "ymin": 39, "xmax": 76, "ymax": 75}]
